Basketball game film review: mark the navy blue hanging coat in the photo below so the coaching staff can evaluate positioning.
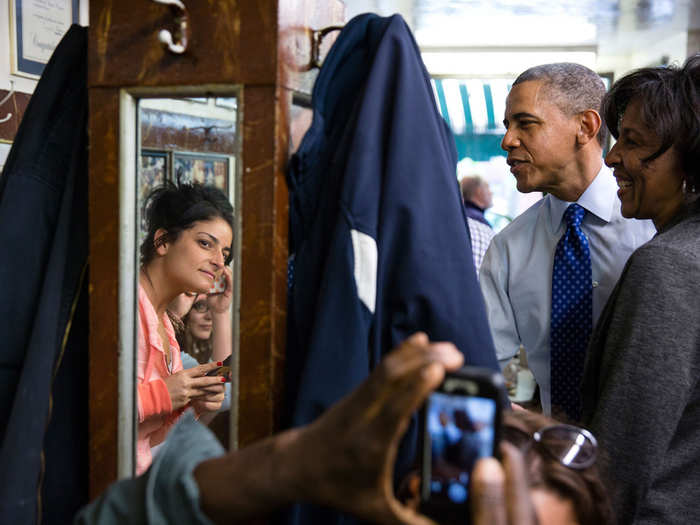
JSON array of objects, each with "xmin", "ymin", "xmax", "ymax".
[
  {"xmin": 284, "ymin": 13, "xmax": 498, "ymax": 524},
  {"xmin": 0, "ymin": 25, "xmax": 89, "ymax": 524}
]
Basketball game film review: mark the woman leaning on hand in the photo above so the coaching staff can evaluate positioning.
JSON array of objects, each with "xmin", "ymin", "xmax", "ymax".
[
  {"xmin": 580, "ymin": 54, "xmax": 700, "ymax": 523},
  {"xmin": 136, "ymin": 182, "xmax": 234, "ymax": 475}
]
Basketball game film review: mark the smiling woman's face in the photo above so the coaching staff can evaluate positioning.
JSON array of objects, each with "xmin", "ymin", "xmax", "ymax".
[
  {"xmin": 605, "ymin": 98, "xmax": 686, "ymax": 230},
  {"xmin": 187, "ymin": 294, "xmax": 213, "ymax": 340},
  {"xmin": 160, "ymin": 217, "xmax": 233, "ymax": 294}
]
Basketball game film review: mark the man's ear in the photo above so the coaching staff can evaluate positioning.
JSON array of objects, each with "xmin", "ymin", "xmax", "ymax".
[
  {"xmin": 577, "ymin": 109, "xmax": 602, "ymax": 145},
  {"xmin": 153, "ymin": 228, "xmax": 170, "ymax": 256}
]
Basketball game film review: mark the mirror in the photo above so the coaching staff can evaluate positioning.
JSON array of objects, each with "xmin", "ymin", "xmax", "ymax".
[{"xmin": 119, "ymin": 86, "xmax": 242, "ymax": 478}]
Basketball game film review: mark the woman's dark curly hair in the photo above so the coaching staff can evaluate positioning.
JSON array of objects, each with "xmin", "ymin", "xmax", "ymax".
[
  {"xmin": 602, "ymin": 54, "xmax": 700, "ymax": 193},
  {"xmin": 503, "ymin": 410, "xmax": 614, "ymax": 525},
  {"xmin": 140, "ymin": 182, "xmax": 234, "ymax": 265}
]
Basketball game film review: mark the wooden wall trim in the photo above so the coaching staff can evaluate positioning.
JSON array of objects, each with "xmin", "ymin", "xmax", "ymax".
[
  {"xmin": 0, "ymin": 90, "xmax": 32, "ymax": 142},
  {"xmin": 88, "ymin": 0, "xmax": 278, "ymax": 89},
  {"xmin": 87, "ymin": 87, "xmax": 121, "ymax": 498},
  {"xmin": 237, "ymin": 84, "xmax": 288, "ymax": 447}
]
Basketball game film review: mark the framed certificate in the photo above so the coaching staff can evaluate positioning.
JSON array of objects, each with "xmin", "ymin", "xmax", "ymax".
[{"xmin": 9, "ymin": 0, "xmax": 80, "ymax": 78}]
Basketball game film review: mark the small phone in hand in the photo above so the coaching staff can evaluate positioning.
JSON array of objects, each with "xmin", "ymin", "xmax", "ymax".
[
  {"xmin": 208, "ymin": 273, "xmax": 226, "ymax": 294},
  {"xmin": 205, "ymin": 355, "xmax": 232, "ymax": 381},
  {"xmin": 419, "ymin": 366, "xmax": 507, "ymax": 525}
]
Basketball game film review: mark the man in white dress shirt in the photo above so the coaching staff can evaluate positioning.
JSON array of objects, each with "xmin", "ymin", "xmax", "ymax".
[{"xmin": 479, "ymin": 63, "xmax": 655, "ymax": 416}]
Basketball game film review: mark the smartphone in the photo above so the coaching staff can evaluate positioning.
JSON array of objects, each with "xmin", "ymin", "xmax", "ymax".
[
  {"xmin": 208, "ymin": 273, "xmax": 226, "ymax": 294},
  {"xmin": 419, "ymin": 367, "xmax": 506, "ymax": 525},
  {"xmin": 205, "ymin": 354, "xmax": 232, "ymax": 381}
]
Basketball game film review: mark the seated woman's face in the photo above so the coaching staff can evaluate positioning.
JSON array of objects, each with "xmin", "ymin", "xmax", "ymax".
[
  {"xmin": 605, "ymin": 97, "xmax": 685, "ymax": 227},
  {"xmin": 187, "ymin": 294, "xmax": 213, "ymax": 340},
  {"xmin": 162, "ymin": 218, "xmax": 233, "ymax": 294}
]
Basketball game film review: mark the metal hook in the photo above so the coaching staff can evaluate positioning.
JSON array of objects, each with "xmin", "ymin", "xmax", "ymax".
[
  {"xmin": 310, "ymin": 26, "xmax": 343, "ymax": 69},
  {"xmin": 0, "ymin": 80, "xmax": 15, "ymax": 125},
  {"xmin": 152, "ymin": 0, "xmax": 189, "ymax": 54}
]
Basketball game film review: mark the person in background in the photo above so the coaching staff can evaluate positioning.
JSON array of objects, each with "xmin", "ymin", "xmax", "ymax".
[
  {"xmin": 479, "ymin": 63, "xmax": 655, "ymax": 420},
  {"xmin": 176, "ymin": 289, "xmax": 233, "ymax": 433},
  {"xmin": 459, "ymin": 175, "xmax": 496, "ymax": 274},
  {"xmin": 501, "ymin": 410, "xmax": 612, "ymax": 525},
  {"xmin": 176, "ymin": 285, "xmax": 233, "ymax": 368},
  {"xmin": 135, "ymin": 182, "xmax": 232, "ymax": 474},
  {"xmin": 580, "ymin": 54, "xmax": 700, "ymax": 523},
  {"xmin": 466, "ymin": 216, "xmax": 495, "ymax": 275},
  {"xmin": 460, "ymin": 175, "xmax": 493, "ymax": 227}
]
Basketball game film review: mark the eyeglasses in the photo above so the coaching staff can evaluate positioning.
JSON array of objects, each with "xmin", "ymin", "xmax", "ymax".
[
  {"xmin": 191, "ymin": 300, "xmax": 210, "ymax": 313},
  {"xmin": 503, "ymin": 423, "xmax": 598, "ymax": 469}
]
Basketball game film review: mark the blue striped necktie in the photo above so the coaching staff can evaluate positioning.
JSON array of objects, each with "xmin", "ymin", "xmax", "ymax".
[{"xmin": 551, "ymin": 203, "xmax": 592, "ymax": 421}]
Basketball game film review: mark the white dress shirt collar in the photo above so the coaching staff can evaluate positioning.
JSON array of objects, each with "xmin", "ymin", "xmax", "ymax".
[{"xmin": 547, "ymin": 165, "xmax": 616, "ymax": 234}]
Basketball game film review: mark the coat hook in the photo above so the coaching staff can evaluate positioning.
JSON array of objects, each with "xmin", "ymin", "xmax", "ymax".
[
  {"xmin": 310, "ymin": 26, "xmax": 343, "ymax": 69},
  {"xmin": 152, "ymin": 0, "xmax": 189, "ymax": 54},
  {"xmin": 0, "ymin": 80, "xmax": 15, "ymax": 125}
]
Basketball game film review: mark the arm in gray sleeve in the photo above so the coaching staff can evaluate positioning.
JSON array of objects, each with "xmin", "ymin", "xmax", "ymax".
[
  {"xmin": 479, "ymin": 237, "xmax": 521, "ymax": 368},
  {"xmin": 74, "ymin": 412, "xmax": 222, "ymax": 525}
]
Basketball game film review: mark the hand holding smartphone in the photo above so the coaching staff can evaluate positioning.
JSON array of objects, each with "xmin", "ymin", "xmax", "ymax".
[
  {"xmin": 419, "ymin": 366, "xmax": 507, "ymax": 525},
  {"xmin": 205, "ymin": 355, "xmax": 232, "ymax": 381}
]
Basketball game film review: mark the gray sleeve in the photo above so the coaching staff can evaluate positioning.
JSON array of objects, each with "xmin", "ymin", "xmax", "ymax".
[
  {"xmin": 75, "ymin": 412, "xmax": 224, "ymax": 525},
  {"xmin": 588, "ymin": 242, "xmax": 700, "ymax": 522},
  {"xmin": 479, "ymin": 237, "xmax": 520, "ymax": 367}
]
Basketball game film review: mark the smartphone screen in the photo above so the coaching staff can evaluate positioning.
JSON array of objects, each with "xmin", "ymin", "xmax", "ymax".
[{"xmin": 422, "ymin": 391, "xmax": 498, "ymax": 508}]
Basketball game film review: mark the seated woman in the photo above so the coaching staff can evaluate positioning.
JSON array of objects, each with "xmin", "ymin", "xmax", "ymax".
[
  {"xmin": 580, "ymin": 55, "xmax": 700, "ymax": 522},
  {"xmin": 136, "ymin": 182, "xmax": 233, "ymax": 474},
  {"xmin": 176, "ymin": 291, "xmax": 233, "ymax": 437},
  {"xmin": 503, "ymin": 410, "xmax": 613, "ymax": 525},
  {"xmin": 177, "ymin": 289, "xmax": 232, "ymax": 368}
]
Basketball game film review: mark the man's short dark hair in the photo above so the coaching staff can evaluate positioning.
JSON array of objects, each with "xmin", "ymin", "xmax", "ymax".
[
  {"xmin": 602, "ymin": 54, "xmax": 700, "ymax": 193},
  {"xmin": 513, "ymin": 63, "xmax": 607, "ymax": 146}
]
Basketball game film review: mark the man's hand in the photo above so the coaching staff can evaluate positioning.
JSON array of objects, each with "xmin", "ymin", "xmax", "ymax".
[
  {"xmin": 296, "ymin": 332, "xmax": 464, "ymax": 525},
  {"xmin": 163, "ymin": 362, "xmax": 227, "ymax": 411},
  {"xmin": 195, "ymin": 333, "xmax": 464, "ymax": 525}
]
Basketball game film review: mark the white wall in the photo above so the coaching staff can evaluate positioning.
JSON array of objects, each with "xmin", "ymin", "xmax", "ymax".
[{"xmin": 597, "ymin": 31, "xmax": 688, "ymax": 80}]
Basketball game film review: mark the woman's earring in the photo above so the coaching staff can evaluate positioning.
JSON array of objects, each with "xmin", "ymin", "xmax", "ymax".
[
  {"xmin": 682, "ymin": 178, "xmax": 687, "ymax": 194},
  {"xmin": 154, "ymin": 235, "xmax": 167, "ymax": 250}
]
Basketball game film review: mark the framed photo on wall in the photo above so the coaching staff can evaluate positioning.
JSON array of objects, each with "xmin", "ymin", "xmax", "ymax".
[
  {"xmin": 173, "ymin": 153, "xmax": 230, "ymax": 194},
  {"xmin": 9, "ymin": 0, "xmax": 80, "ymax": 78}
]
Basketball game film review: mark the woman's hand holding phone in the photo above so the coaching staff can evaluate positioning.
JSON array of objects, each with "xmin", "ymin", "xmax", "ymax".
[{"xmin": 163, "ymin": 362, "xmax": 227, "ymax": 411}]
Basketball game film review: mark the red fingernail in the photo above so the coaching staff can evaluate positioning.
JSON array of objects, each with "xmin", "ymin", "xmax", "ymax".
[
  {"xmin": 220, "ymin": 377, "xmax": 226, "ymax": 382},
  {"xmin": 217, "ymin": 361, "xmax": 222, "ymax": 366}
]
